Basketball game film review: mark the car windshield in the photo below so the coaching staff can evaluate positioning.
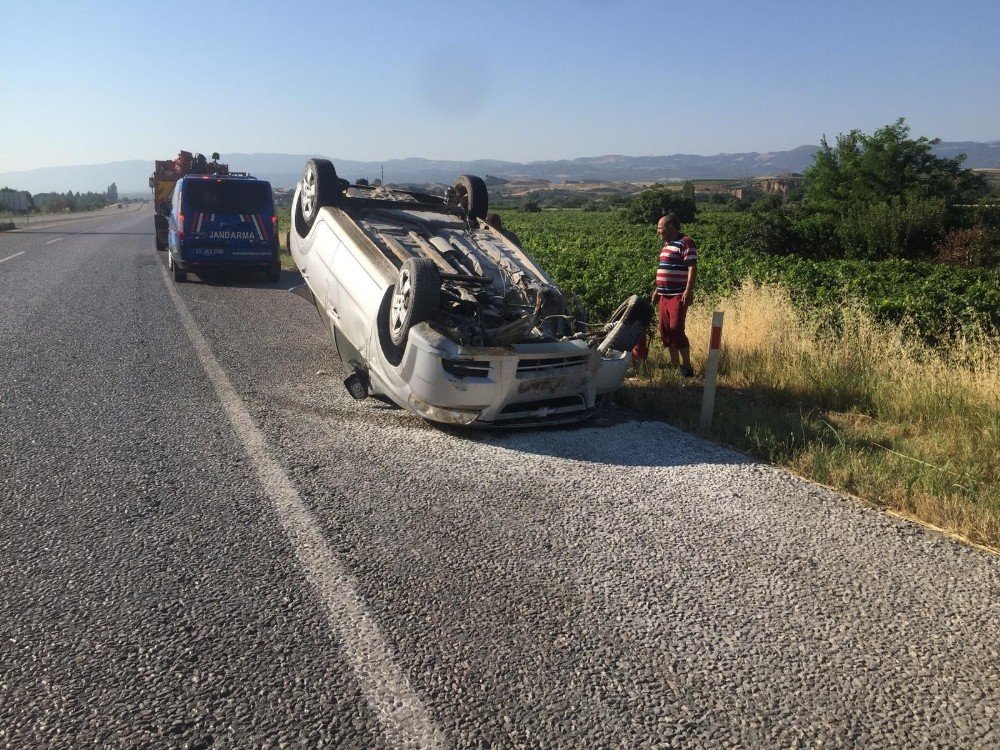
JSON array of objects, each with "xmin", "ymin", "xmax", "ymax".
[{"xmin": 185, "ymin": 180, "xmax": 272, "ymax": 213}]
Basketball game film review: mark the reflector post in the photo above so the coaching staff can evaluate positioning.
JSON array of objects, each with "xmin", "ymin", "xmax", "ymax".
[{"xmin": 699, "ymin": 311, "xmax": 725, "ymax": 431}]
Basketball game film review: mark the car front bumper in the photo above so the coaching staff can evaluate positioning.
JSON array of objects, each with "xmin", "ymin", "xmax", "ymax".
[{"xmin": 385, "ymin": 324, "xmax": 631, "ymax": 427}]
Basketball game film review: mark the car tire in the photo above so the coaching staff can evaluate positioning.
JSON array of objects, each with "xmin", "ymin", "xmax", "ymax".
[
  {"xmin": 598, "ymin": 294, "xmax": 653, "ymax": 354},
  {"xmin": 388, "ymin": 257, "xmax": 440, "ymax": 346},
  {"xmin": 452, "ymin": 175, "xmax": 489, "ymax": 221},
  {"xmin": 266, "ymin": 264, "xmax": 281, "ymax": 282},
  {"xmin": 169, "ymin": 253, "xmax": 187, "ymax": 283},
  {"xmin": 298, "ymin": 158, "xmax": 340, "ymax": 233},
  {"xmin": 155, "ymin": 236, "xmax": 167, "ymax": 252}
]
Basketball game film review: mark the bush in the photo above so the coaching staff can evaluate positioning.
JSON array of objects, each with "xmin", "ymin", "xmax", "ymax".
[
  {"xmin": 688, "ymin": 210, "xmax": 796, "ymax": 257},
  {"xmin": 521, "ymin": 199, "xmax": 541, "ymax": 213},
  {"xmin": 835, "ymin": 196, "xmax": 947, "ymax": 260},
  {"xmin": 624, "ymin": 187, "xmax": 697, "ymax": 225},
  {"xmin": 751, "ymin": 193, "xmax": 784, "ymax": 212},
  {"xmin": 791, "ymin": 212, "xmax": 839, "ymax": 259},
  {"xmin": 742, "ymin": 210, "xmax": 796, "ymax": 256},
  {"xmin": 934, "ymin": 226, "xmax": 995, "ymax": 267},
  {"xmin": 968, "ymin": 198, "xmax": 1000, "ymax": 232}
]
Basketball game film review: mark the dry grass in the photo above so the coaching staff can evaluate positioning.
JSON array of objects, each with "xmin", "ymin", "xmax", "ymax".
[
  {"xmin": 621, "ymin": 282, "xmax": 1000, "ymax": 551},
  {"xmin": 278, "ymin": 227, "xmax": 297, "ymax": 271}
]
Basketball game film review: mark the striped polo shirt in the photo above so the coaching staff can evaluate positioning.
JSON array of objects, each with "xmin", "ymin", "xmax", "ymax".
[{"xmin": 656, "ymin": 235, "xmax": 697, "ymax": 296}]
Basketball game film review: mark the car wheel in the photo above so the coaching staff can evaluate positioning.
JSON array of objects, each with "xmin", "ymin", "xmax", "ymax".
[
  {"xmin": 266, "ymin": 264, "xmax": 281, "ymax": 282},
  {"xmin": 388, "ymin": 257, "xmax": 440, "ymax": 346},
  {"xmin": 451, "ymin": 175, "xmax": 489, "ymax": 221},
  {"xmin": 155, "ymin": 236, "xmax": 167, "ymax": 252},
  {"xmin": 169, "ymin": 253, "xmax": 187, "ymax": 283},
  {"xmin": 298, "ymin": 158, "xmax": 340, "ymax": 232},
  {"xmin": 598, "ymin": 295, "xmax": 652, "ymax": 354}
]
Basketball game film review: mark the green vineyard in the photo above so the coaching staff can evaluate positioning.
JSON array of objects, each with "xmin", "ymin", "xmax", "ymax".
[{"xmin": 501, "ymin": 209, "xmax": 1000, "ymax": 340}]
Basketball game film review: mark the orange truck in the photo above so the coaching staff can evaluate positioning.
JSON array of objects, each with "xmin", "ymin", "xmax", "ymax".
[{"xmin": 149, "ymin": 151, "xmax": 228, "ymax": 250}]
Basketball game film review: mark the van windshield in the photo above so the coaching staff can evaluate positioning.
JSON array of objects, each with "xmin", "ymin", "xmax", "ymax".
[{"xmin": 185, "ymin": 181, "xmax": 272, "ymax": 214}]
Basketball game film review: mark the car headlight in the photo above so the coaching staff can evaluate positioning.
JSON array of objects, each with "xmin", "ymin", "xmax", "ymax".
[{"xmin": 407, "ymin": 396, "xmax": 480, "ymax": 425}]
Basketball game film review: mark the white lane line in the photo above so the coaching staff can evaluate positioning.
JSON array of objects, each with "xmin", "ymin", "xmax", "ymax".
[
  {"xmin": 160, "ymin": 265, "xmax": 444, "ymax": 749},
  {"xmin": 45, "ymin": 237, "xmax": 64, "ymax": 244},
  {"xmin": 0, "ymin": 251, "xmax": 26, "ymax": 264}
]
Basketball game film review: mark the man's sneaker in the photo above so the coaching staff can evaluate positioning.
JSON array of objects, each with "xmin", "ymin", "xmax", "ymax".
[{"xmin": 679, "ymin": 365, "xmax": 695, "ymax": 378}]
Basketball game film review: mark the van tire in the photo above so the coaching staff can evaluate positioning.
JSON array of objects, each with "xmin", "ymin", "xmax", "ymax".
[
  {"xmin": 266, "ymin": 264, "xmax": 281, "ymax": 282},
  {"xmin": 299, "ymin": 159, "xmax": 339, "ymax": 232},
  {"xmin": 452, "ymin": 175, "xmax": 489, "ymax": 221},
  {"xmin": 388, "ymin": 257, "xmax": 440, "ymax": 347},
  {"xmin": 598, "ymin": 295, "xmax": 652, "ymax": 354},
  {"xmin": 169, "ymin": 253, "xmax": 187, "ymax": 283}
]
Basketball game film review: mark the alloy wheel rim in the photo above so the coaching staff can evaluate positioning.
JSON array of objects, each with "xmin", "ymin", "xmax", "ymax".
[
  {"xmin": 390, "ymin": 272, "xmax": 412, "ymax": 336},
  {"xmin": 302, "ymin": 167, "xmax": 317, "ymax": 220}
]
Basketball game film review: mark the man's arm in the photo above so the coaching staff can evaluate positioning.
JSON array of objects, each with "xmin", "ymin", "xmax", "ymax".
[{"xmin": 681, "ymin": 263, "xmax": 697, "ymax": 306}]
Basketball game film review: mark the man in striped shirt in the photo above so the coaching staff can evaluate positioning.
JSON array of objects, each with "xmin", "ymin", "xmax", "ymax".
[{"xmin": 650, "ymin": 213, "xmax": 698, "ymax": 377}]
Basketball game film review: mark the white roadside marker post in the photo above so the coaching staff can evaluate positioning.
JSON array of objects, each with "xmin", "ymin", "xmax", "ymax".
[{"xmin": 699, "ymin": 311, "xmax": 725, "ymax": 431}]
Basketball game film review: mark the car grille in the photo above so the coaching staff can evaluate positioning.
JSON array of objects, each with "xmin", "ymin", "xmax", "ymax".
[
  {"xmin": 516, "ymin": 355, "xmax": 589, "ymax": 378},
  {"xmin": 493, "ymin": 395, "xmax": 590, "ymax": 425}
]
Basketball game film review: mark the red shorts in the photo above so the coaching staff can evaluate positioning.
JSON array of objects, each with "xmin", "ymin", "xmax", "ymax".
[{"xmin": 657, "ymin": 295, "xmax": 689, "ymax": 350}]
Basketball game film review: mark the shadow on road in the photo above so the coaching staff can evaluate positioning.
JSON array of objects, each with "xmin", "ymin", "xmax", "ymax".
[
  {"xmin": 172, "ymin": 266, "xmax": 302, "ymax": 291},
  {"xmin": 436, "ymin": 405, "xmax": 750, "ymax": 469}
]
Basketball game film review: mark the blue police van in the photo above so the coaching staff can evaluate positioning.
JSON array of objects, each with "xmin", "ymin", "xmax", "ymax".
[{"xmin": 167, "ymin": 174, "xmax": 280, "ymax": 282}]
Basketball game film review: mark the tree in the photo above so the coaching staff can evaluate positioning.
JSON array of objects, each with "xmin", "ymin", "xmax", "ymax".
[
  {"xmin": 804, "ymin": 118, "xmax": 986, "ymax": 211},
  {"xmin": 802, "ymin": 119, "xmax": 988, "ymax": 259},
  {"xmin": 106, "ymin": 182, "xmax": 118, "ymax": 202}
]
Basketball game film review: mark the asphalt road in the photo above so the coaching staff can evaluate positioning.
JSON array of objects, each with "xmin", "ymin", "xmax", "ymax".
[{"xmin": 1, "ymin": 206, "xmax": 998, "ymax": 749}]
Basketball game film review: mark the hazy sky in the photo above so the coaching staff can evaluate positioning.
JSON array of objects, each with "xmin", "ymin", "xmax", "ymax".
[{"xmin": 1, "ymin": 0, "xmax": 998, "ymax": 171}]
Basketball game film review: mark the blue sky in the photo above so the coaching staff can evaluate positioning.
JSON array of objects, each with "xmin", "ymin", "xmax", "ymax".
[{"xmin": 1, "ymin": 0, "xmax": 998, "ymax": 171}]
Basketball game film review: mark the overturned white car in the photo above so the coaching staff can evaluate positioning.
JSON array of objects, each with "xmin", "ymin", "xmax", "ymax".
[{"xmin": 288, "ymin": 159, "xmax": 651, "ymax": 426}]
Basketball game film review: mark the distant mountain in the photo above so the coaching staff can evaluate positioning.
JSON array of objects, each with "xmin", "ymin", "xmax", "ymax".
[{"xmin": 3, "ymin": 141, "xmax": 999, "ymax": 194}]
